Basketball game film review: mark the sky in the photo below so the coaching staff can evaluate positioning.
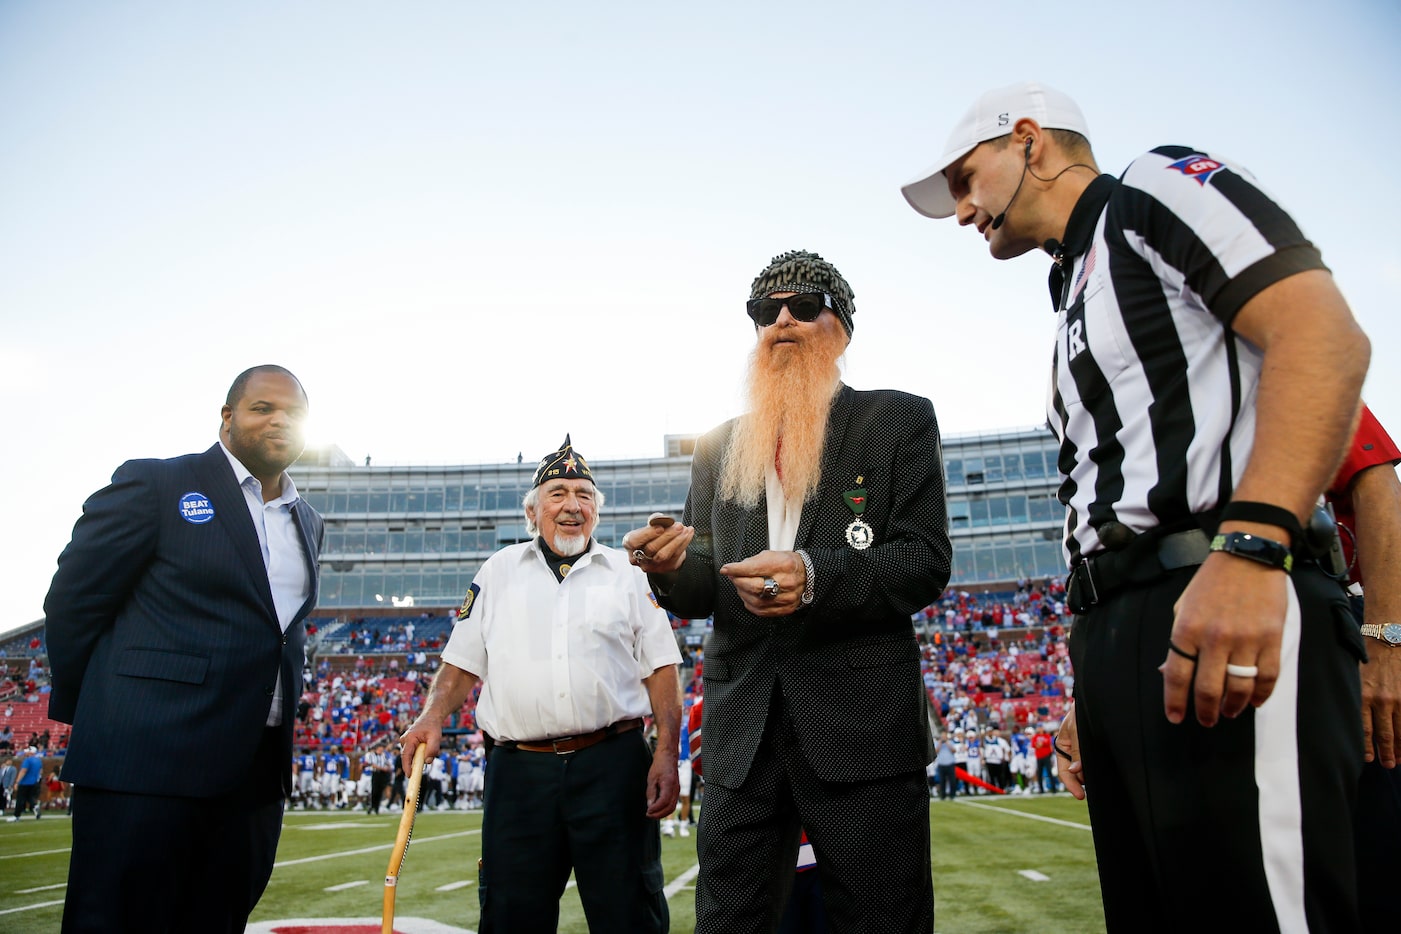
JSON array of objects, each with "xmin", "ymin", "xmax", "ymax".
[{"xmin": 3, "ymin": 1, "xmax": 1398, "ymax": 638}]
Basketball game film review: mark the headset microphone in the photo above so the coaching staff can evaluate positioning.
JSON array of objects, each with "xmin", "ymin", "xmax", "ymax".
[{"xmin": 990, "ymin": 138, "xmax": 1034, "ymax": 231}]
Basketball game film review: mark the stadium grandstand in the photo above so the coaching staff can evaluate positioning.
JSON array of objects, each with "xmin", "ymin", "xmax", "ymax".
[{"xmin": 4, "ymin": 425, "xmax": 1074, "ymax": 797}]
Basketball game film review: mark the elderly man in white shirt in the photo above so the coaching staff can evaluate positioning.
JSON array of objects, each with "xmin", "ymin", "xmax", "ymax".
[{"xmin": 400, "ymin": 435, "xmax": 682, "ymax": 934}]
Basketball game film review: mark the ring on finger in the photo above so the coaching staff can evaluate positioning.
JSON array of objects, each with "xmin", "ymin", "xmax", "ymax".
[
  {"xmin": 633, "ymin": 549, "xmax": 650, "ymax": 563},
  {"xmin": 1225, "ymin": 663, "xmax": 1260, "ymax": 678},
  {"xmin": 1167, "ymin": 640, "xmax": 1198, "ymax": 663},
  {"xmin": 761, "ymin": 577, "xmax": 780, "ymax": 598}
]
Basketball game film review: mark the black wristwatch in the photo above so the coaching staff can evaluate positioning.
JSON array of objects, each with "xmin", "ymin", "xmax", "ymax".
[{"xmin": 1209, "ymin": 532, "xmax": 1294, "ymax": 573}]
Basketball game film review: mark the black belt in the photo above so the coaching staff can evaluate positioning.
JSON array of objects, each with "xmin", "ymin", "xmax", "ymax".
[
  {"xmin": 492, "ymin": 718, "xmax": 644, "ymax": 755},
  {"xmin": 1067, "ymin": 528, "xmax": 1211, "ymax": 614}
]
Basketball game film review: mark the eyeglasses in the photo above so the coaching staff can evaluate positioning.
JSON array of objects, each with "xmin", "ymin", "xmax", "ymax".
[{"xmin": 745, "ymin": 292, "xmax": 834, "ymax": 327}]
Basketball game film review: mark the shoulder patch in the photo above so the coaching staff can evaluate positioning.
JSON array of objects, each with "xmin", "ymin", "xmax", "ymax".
[
  {"xmin": 457, "ymin": 582, "xmax": 481, "ymax": 621},
  {"xmin": 646, "ymin": 590, "xmax": 661, "ymax": 610},
  {"xmin": 1165, "ymin": 153, "xmax": 1225, "ymax": 186}
]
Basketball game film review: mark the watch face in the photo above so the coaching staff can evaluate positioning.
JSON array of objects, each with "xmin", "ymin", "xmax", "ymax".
[{"xmin": 1383, "ymin": 623, "xmax": 1401, "ymax": 645}]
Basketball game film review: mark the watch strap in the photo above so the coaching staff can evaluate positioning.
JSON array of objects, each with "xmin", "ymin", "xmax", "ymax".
[
  {"xmin": 1210, "ymin": 531, "xmax": 1294, "ymax": 573},
  {"xmin": 1361, "ymin": 623, "xmax": 1401, "ymax": 645}
]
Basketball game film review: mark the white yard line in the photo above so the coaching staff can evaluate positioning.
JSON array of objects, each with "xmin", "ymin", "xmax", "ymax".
[
  {"xmin": 435, "ymin": 880, "xmax": 475, "ymax": 892},
  {"xmin": 0, "ymin": 845, "xmax": 72, "ymax": 860},
  {"xmin": 953, "ymin": 798, "xmax": 1092, "ymax": 830},
  {"xmin": 274, "ymin": 828, "xmax": 480, "ymax": 868},
  {"xmin": 665, "ymin": 863, "xmax": 700, "ymax": 899},
  {"xmin": 0, "ymin": 899, "xmax": 65, "ymax": 916}
]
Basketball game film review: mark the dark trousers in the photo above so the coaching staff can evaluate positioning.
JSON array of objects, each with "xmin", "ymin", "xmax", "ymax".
[
  {"xmin": 1356, "ymin": 759, "xmax": 1401, "ymax": 933},
  {"xmin": 369, "ymin": 769, "xmax": 391, "ymax": 813},
  {"xmin": 1070, "ymin": 563, "xmax": 1363, "ymax": 933},
  {"xmin": 934, "ymin": 764, "xmax": 957, "ymax": 800},
  {"xmin": 695, "ymin": 702, "xmax": 933, "ymax": 934},
  {"xmin": 12, "ymin": 782, "xmax": 40, "ymax": 818},
  {"xmin": 1350, "ymin": 592, "xmax": 1401, "ymax": 934},
  {"xmin": 61, "ymin": 728, "xmax": 285, "ymax": 934},
  {"xmin": 479, "ymin": 730, "xmax": 667, "ymax": 933},
  {"xmin": 1035, "ymin": 755, "xmax": 1057, "ymax": 793},
  {"xmin": 777, "ymin": 868, "xmax": 829, "ymax": 934}
]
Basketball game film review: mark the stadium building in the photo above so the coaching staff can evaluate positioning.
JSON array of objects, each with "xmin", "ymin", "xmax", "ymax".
[
  {"xmin": 3, "ymin": 424, "xmax": 1071, "ymax": 769},
  {"xmin": 3, "ymin": 424, "xmax": 1064, "ymax": 654},
  {"xmin": 291, "ymin": 425, "xmax": 1065, "ymax": 616}
]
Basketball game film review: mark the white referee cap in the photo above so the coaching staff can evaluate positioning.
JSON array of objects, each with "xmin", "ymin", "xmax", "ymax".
[{"xmin": 901, "ymin": 80, "xmax": 1091, "ymax": 219}]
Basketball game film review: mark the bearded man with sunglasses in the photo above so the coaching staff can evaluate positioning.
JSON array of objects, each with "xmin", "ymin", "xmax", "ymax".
[{"xmin": 623, "ymin": 250, "xmax": 952, "ymax": 933}]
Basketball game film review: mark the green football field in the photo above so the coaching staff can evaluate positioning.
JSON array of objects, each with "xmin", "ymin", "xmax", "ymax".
[{"xmin": 0, "ymin": 794, "xmax": 1107, "ymax": 933}]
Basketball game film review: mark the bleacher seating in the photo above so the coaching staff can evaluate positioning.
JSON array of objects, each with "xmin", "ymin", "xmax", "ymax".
[
  {"xmin": 314, "ymin": 614, "xmax": 456, "ymax": 654},
  {"xmin": 3, "ymin": 695, "xmax": 68, "ymax": 750}
]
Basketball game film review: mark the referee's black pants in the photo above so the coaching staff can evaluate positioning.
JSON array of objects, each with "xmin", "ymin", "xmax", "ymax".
[
  {"xmin": 479, "ymin": 729, "xmax": 667, "ymax": 933},
  {"xmin": 1070, "ymin": 563, "xmax": 1364, "ymax": 933},
  {"xmin": 369, "ymin": 768, "xmax": 390, "ymax": 813}
]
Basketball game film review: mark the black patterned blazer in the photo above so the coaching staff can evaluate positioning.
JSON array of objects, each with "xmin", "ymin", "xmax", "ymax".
[
  {"xmin": 657, "ymin": 385, "xmax": 951, "ymax": 789},
  {"xmin": 44, "ymin": 444, "xmax": 323, "ymax": 798}
]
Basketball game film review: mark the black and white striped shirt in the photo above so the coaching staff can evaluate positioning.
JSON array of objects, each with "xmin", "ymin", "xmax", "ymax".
[{"xmin": 1047, "ymin": 147, "xmax": 1326, "ymax": 565}]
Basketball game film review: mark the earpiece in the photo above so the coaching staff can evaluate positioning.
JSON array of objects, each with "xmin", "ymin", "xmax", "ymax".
[{"xmin": 992, "ymin": 142, "xmax": 1035, "ymax": 231}]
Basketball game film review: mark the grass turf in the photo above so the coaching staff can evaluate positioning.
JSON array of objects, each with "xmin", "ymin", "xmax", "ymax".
[{"xmin": 0, "ymin": 794, "xmax": 1106, "ymax": 933}]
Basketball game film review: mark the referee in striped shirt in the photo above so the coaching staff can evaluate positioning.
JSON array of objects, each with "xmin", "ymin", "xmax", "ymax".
[{"xmin": 902, "ymin": 81, "xmax": 1371, "ymax": 932}]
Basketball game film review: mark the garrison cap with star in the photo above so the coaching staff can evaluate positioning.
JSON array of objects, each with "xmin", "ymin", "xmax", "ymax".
[{"xmin": 532, "ymin": 434, "xmax": 595, "ymax": 488}]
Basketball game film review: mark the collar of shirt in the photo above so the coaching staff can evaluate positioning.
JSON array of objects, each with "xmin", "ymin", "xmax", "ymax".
[
  {"xmin": 219, "ymin": 441, "xmax": 300, "ymax": 508},
  {"xmin": 1047, "ymin": 173, "xmax": 1118, "ymax": 311},
  {"xmin": 520, "ymin": 537, "xmax": 627, "ymax": 573}
]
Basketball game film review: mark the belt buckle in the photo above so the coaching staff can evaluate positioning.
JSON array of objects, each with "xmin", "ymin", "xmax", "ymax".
[
  {"xmin": 550, "ymin": 736, "xmax": 576, "ymax": 755},
  {"xmin": 1070, "ymin": 559, "xmax": 1099, "ymax": 613}
]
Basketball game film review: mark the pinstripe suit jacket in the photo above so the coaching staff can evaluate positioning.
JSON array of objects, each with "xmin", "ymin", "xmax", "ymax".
[
  {"xmin": 657, "ymin": 385, "xmax": 951, "ymax": 789},
  {"xmin": 44, "ymin": 444, "xmax": 323, "ymax": 798}
]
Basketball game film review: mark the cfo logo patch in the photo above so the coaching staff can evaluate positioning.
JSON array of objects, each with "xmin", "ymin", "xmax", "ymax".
[
  {"xmin": 1166, "ymin": 154, "xmax": 1225, "ymax": 186},
  {"xmin": 178, "ymin": 492, "xmax": 215, "ymax": 524},
  {"xmin": 456, "ymin": 583, "xmax": 481, "ymax": 621}
]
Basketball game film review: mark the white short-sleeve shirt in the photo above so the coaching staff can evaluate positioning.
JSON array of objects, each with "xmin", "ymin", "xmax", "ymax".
[{"xmin": 442, "ymin": 538, "xmax": 682, "ymax": 742}]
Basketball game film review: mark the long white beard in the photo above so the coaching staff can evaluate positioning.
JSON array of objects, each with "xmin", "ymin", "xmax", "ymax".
[{"xmin": 552, "ymin": 533, "xmax": 588, "ymax": 557}]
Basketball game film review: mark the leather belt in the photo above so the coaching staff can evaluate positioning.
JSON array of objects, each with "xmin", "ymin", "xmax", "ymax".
[
  {"xmin": 495, "ymin": 718, "xmax": 643, "ymax": 755},
  {"xmin": 1067, "ymin": 528, "xmax": 1211, "ymax": 614}
]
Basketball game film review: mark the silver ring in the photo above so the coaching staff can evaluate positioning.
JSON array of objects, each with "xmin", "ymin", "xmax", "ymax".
[
  {"xmin": 1225, "ymin": 663, "xmax": 1260, "ymax": 678},
  {"xmin": 633, "ymin": 549, "xmax": 650, "ymax": 563},
  {"xmin": 761, "ymin": 577, "xmax": 779, "ymax": 598}
]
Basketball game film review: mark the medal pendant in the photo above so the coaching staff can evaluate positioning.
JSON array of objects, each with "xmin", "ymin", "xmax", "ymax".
[{"xmin": 845, "ymin": 518, "xmax": 874, "ymax": 550}]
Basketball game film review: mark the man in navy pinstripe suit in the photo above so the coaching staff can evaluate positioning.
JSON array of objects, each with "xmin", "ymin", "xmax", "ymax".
[{"xmin": 44, "ymin": 364, "xmax": 324, "ymax": 933}]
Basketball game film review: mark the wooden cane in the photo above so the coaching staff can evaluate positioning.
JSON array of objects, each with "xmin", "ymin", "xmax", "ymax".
[{"xmin": 382, "ymin": 743, "xmax": 428, "ymax": 934}]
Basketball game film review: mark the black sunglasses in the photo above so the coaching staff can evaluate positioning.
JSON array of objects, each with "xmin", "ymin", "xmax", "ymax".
[{"xmin": 745, "ymin": 292, "xmax": 833, "ymax": 327}]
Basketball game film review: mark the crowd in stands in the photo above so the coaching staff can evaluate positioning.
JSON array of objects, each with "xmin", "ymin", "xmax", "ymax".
[
  {"xmin": 292, "ymin": 653, "xmax": 461, "ymax": 753},
  {"xmin": 1, "ymin": 650, "xmax": 52, "ymax": 702},
  {"xmin": 0, "ymin": 574, "xmax": 1074, "ymax": 816},
  {"xmin": 918, "ymin": 577, "xmax": 1073, "ymax": 719},
  {"xmin": 313, "ymin": 614, "xmax": 452, "ymax": 655}
]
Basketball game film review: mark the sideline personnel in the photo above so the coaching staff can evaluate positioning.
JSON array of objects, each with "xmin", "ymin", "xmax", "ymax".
[
  {"xmin": 45, "ymin": 364, "xmax": 323, "ymax": 933},
  {"xmin": 400, "ymin": 435, "xmax": 682, "ymax": 933},
  {"xmin": 902, "ymin": 81, "xmax": 1370, "ymax": 931},
  {"xmin": 625, "ymin": 250, "xmax": 951, "ymax": 933}
]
